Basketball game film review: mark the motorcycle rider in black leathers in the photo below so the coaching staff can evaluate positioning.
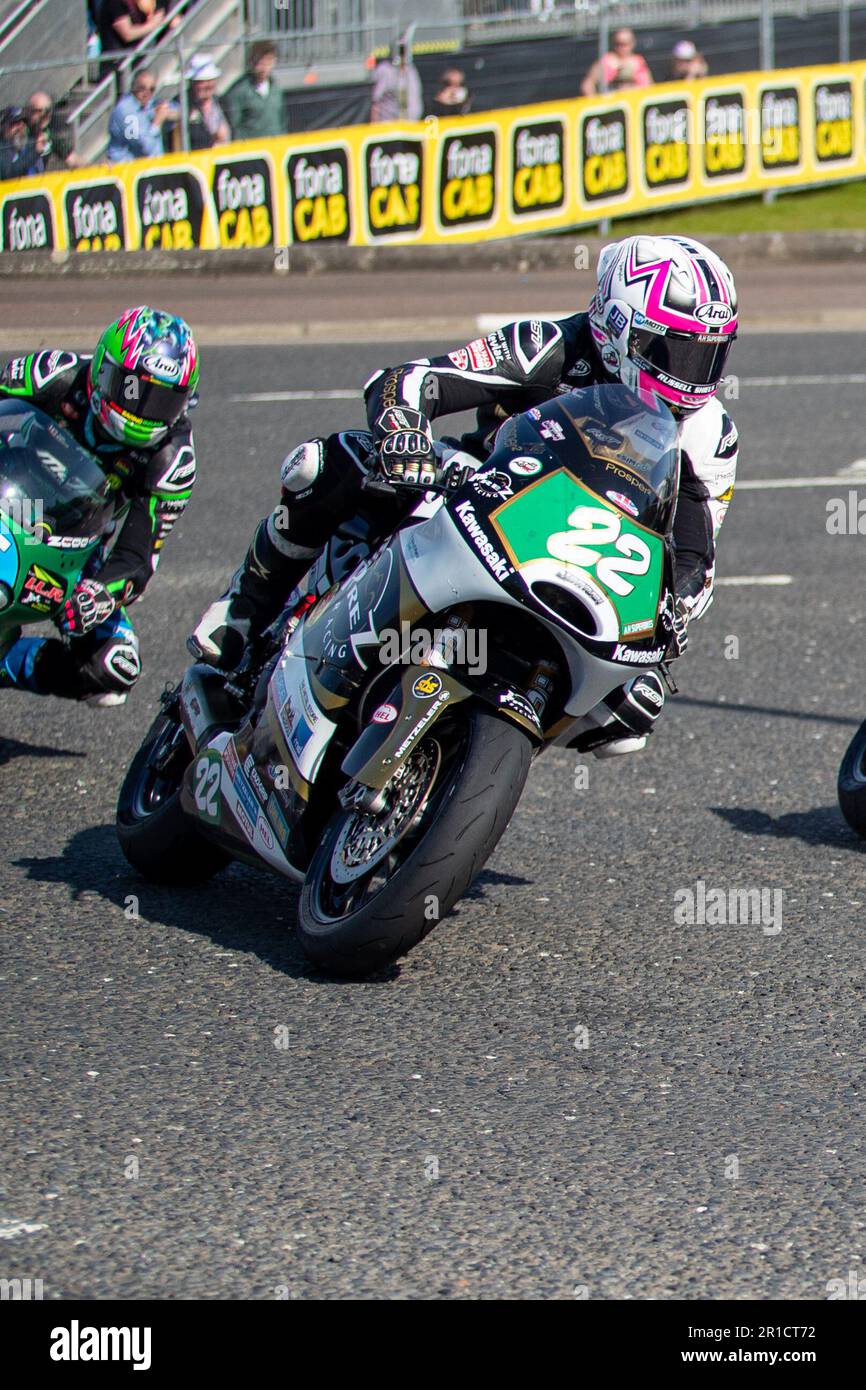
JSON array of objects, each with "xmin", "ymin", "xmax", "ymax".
[
  {"xmin": 0, "ymin": 306, "xmax": 199, "ymax": 705},
  {"xmin": 192, "ymin": 235, "xmax": 739, "ymax": 754}
]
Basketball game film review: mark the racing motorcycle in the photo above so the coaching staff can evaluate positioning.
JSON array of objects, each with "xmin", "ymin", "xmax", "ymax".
[
  {"xmin": 117, "ymin": 384, "xmax": 680, "ymax": 976},
  {"xmin": 0, "ymin": 400, "xmax": 118, "ymax": 673}
]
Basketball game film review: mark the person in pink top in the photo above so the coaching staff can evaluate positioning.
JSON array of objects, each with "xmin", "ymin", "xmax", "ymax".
[{"xmin": 581, "ymin": 28, "xmax": 653, "ymax": 95}]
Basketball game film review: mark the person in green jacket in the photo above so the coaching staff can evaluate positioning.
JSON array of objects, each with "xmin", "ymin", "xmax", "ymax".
[{"xmin": 224, "ymin": 40, "xmax": 283, "ymax": 142}]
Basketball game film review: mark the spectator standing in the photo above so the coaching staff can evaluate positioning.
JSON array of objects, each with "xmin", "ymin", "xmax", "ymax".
[
  {"xmin": 98, "ymin": 1, "xmax": 176, "ymax": 79},
  {"xmin": 107, "ymin": 67, "xmax": 173, "ymax": 161},
  {"xmin": 370, "ymin": 39, "xmax": 423, "ymax": 123},
  {"xmin": 170, "ymin": 54, "xmax": 230, "ymax": 151},
  {"xmin": 581, "ymin": 28, "xmax": 653, "ymax": 95},
  {"xmin": 0, "ymin": 106, "xmax": 28, "ymax": 181},
  {"xmin": 431, "ymin": 67, "xmax": 471, "ymax": 119},
  {"xmin": 224, "ymin": 40, "xmax": 283, "ymax": 141},
  {"xmin": 670, "ymin": 40, "xmax": 708, "ymax": 80}
]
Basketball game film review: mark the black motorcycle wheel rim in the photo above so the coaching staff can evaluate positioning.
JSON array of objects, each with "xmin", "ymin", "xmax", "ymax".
[{"xmin": 131, "ymin": 718, "xmax": 187, "ymax": 821}]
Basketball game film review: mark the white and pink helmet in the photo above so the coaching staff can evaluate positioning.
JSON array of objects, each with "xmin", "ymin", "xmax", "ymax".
[{"xmin": 588, "ymin": 235, "xmax": 738, "ymax": 414}]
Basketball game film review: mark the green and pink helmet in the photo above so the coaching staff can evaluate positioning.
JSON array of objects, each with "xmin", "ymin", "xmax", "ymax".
[{"xmin": 88, "ymin": 306, "xmax": 199, "ymax": 447}]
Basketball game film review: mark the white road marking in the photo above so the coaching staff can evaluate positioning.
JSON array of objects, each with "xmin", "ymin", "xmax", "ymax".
[
  {"xmin": 738, "ymin": 476, "xmax": 862, "ymax": 490},
  {"xmin": 228, "ymin": 389, "xmax": 359, "ymax": 402},
  {"xmin": 745, "ymin": 374, "xmax": 866, "ymax": 387},
  {"xmin": 716, "ymin": 575, "xmax": 793, "ymax": 586},
  {"xmin": 229, "ymin": 374, "xmax": 865, "ymax": 405},
  {"xmin": 477, "ymin": 312, "xmax": 563, "ymax": 332}
]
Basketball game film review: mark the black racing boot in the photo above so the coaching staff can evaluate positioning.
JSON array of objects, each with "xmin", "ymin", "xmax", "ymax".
[{"xmin": 189, "ymin": 515, "xmax": 319, "ymax": 670}]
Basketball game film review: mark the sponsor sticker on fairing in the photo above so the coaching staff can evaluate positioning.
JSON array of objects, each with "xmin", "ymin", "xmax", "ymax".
[
  {"xmin": 471, "ymin": 468, "xmax": 513, "ymax": 500},
  {"xmin": 244, "ymin": 753, "xmax": 268, "ymax": 804},
  {"xmin": 452, "ymin": 502, "xmax": 514, "ymax": 580},
  {"xmin": 612, "ymin": 643, "xmax": 665, "ymax": 664},
  {"xmin": 223, "ymin": 737, "xmax": 239, "ymax": 779},
  {"xmin": 508, "ymin": 456, "xmax": 542, "ymax": 477},
  {"xmin": 412, "ymin": 673, "xmax": 442, "ymax": 698},
  {"xmin": 233, "ymin": 767, "xmax": 260, "ymax": 826},
  {"xmin": 372, "ymin": 702, "xmax": 398, "ymax": 724},
  {"xmin": 394, "ymin": 690, "xmax": 451, "ymax": 758},
  {"xmin": 266, "ymin": 791, "xmax": 291, "ymax": 849},
  {"xmin": 256, "ymin": 814, "xmax": 275, "ymax": 853},
  {"xmin": 539, "ymin": 419, "xmax": 565, "ymax": 443},
  {"xmin": 606, "ymin": 490, "xmax": 639, "ymax": 517},
  {"xmin": 498, "ymin": 688, "xmax": 541, "ymax": 730}
]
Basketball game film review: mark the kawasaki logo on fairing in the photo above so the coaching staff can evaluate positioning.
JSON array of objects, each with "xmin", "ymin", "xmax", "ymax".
[
  {"xmin": 612, "ymin": 643, "xmax": 665, "ymax": 664},
  {"xmin": 453, "ymin": 501, "xmax": 513, "ymax": 581}
]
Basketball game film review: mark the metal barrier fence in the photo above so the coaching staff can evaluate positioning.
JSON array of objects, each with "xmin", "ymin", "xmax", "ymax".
[{"xmin": 241, "ymin": 0, "xmax": 859, "ymax": 64}]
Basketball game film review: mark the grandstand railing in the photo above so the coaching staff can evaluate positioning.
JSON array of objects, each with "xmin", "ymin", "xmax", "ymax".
[
  {"xmin": 0, "ymin": 0, "xmax": 86, "ymax": 108},
  {"xmin": 243, "ymin": 0, "xmax": 860, "ymax": 62}
]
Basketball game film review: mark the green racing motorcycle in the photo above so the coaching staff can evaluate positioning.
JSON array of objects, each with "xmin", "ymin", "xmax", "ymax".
[{"xmin": 0, "ymin": 399, "xmax": 119, "ymax": 676}]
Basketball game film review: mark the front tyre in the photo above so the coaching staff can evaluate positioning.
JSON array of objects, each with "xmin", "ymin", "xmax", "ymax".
[
  {"xmin": 116, "ymin": 706, "xmax": 230, "ymax": 884},
  {"xmin": 838, "ymin": 718, "xmax": 866, "ymax": 837},
  {"xmin": 299, "ymin": 707, "xmax": 532, "ymax": 976}
]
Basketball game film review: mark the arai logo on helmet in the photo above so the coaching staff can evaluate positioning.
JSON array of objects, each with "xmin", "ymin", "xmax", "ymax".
[
  {"xmin": 695, "ymin": 301, "xmax": 733, "ymax": 326},
  {"xmin": 142, "ymin": 352, "xmax": 182, "ymax": 380}
]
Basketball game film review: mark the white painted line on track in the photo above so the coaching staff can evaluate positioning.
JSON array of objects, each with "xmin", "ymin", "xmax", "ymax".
[
  {"xmin": 228, "ymin": 389, "xmax": 359, "ymax": 402},
  {"xmin": 738, "ymin": 476, "xmax": 864, "ymax": 490},
  {"xmin": 745, "ymin": 374, "xmax": 866, "ymax": 387},
  {"xmin": 716, "ymin": 575, "xmax": 793, "ymax": 587},
  {"xmin": 230, "ymin": 375, "xmax": 865, "ymax": 404}
]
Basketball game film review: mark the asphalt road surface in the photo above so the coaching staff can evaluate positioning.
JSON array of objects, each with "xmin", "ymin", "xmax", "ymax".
[{"xmin": 2, "ymin": 330, "xmax": 865, "ymax": 1300}]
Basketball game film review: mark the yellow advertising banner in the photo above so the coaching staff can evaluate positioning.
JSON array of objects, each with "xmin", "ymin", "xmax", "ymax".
[{"xmin": 1, "ymin": 61, "xmax": 863, "ymax": 254}]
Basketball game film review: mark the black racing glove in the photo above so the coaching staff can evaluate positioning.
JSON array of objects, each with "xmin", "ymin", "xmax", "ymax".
[
  {"xmin": 57, "ymin": 578, "xmax": 116, "ymax": 637},
  {"xmin": 374, "ymin": 407, "xmax": 437, "ymax": 488}
]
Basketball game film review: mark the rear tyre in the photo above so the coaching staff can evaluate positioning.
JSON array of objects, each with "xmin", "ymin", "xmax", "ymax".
[
  {"xmin": 299, "ymin": 707, "xmax": 532, "ymax": 976},
  {"xmin": 838, "ymin": 718, "xmax": 866, "ymax": 838},
  {"xmin": 116, "ymin": 708, "xmax": 229, "ymax": 884}
]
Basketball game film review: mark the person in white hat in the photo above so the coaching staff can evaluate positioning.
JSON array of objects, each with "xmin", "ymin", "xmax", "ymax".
[
  {"xmin": 171, "ymin": 52, "xmax": 231, "ymax": 150},
  {"xmin": 671, "ymin": 39, "xmax": 708, "ymax": 80}
]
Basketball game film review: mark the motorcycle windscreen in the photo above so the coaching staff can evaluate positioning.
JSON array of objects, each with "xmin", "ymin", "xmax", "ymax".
[
  {"xmin": 0, "ymin": 399, "xmax": 115, "ymax": 539},
  {"xmin": 492, "ymin": 383, "xmax": 679, "ymax": 537}
]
